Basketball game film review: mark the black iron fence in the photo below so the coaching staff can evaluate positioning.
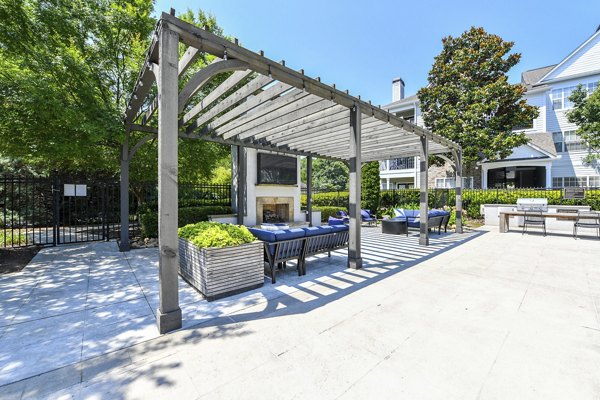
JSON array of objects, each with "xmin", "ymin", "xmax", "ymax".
[
  {"xmin": 1, "ymin": 174, "xmax": 231, "ymax": 249},
  {"xmin": 301, "ymin": 187, "xmax": 600, "ymax": 218}
]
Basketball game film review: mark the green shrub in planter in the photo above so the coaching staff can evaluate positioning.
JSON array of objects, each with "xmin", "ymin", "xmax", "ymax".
[{"xmin": 178, "ymin": 222, "xmax": 255, "ymax": 249}]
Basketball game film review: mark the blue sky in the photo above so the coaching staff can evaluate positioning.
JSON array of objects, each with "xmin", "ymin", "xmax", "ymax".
[{"xmin": 154, "ymin": 0, "xmax": 599, "ymax": 106}]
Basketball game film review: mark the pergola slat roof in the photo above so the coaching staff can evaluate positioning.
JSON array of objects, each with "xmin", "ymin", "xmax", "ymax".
[
  {"xmin": 123, "ymin": 12, "xmax": 459, "ymax": 161},
  {"xmin": 120, "ymin": 12, "xmax": 464, "ymax": 334}
]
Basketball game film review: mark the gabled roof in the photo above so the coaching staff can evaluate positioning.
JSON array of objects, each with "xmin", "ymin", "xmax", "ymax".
[
  {"xmin": 527, "ymin": 131, "xmax": 557, "ymax": 157},
  {"xmin": 521, "ymin": 65, "xmax": 556, "ymax": 88},
  {"xmin": 383, "ymin": 94, "xmax": 419, "ymax": 111},
  {"xmin": 539, "ymin": 28, "xmax": 600, "ymax": 83}
]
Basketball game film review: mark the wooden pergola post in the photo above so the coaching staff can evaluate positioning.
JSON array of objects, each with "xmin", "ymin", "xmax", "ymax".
[
  {"xmin": 119, "ymin": 139, "xmax": 130, "ymax": 252},
  {"xmin": 348, "ymin": 106, "xmax": 362, "ymax": 269},
  {"xmin": 156, "ymin": 25, "xmax": 182, "ymax": 334},
  {"xmin": 235, "ymin": 145, "xmax": 245, "ymax": 225},
  {"xmin": 419, "ymin": 136, "xmax": 429, "ymax": 246},
  {"xmin": 453, "ymin": 149, "xmax": 463, "ymax": 234},
  {"xmin": 306, "ymin": 156, "xmax": 313, "ymax": 227}
]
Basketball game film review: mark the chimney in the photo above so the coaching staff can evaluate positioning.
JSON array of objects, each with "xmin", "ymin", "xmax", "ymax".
[{"xmin": 392, "ymin": 77, "xmax": 405, "ymax": 102}]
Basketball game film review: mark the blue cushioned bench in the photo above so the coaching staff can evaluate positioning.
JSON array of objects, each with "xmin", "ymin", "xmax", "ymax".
[
  {"xmin": 391, "ymin": 208, "xmax": 450, "ymax": 234},
  {"xmin": 248, "ymin": 224, "xmax": 349, "ymax": 283}
]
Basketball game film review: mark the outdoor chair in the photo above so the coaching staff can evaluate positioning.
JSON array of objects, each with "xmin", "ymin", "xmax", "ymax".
[
  {"xmin": 361, "ymin": 210, "xmax": 377, "ymax": 226},
  {"xmin": 522, "ymin": 210, "xmax": 546, "ymax": 236},
  {"xmin": 336, "ymin": 210, "xmax": 349, "ymax": 223},
  {"xmin": 573, "ymin": 211, "xmax": 600, "ymax": 239}
]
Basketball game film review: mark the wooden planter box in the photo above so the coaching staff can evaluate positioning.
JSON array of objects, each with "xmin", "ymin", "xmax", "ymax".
[{"xmin": 178, "ymin": 238, "xmax": 264, "ymax": 301}]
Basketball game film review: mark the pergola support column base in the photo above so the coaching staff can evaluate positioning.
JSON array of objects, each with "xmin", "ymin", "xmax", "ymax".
[
  {"xmin": 156, "ymin": 307, "xmax": 182, "ymax": 334},
  {"xmin": 348, "ymin": 256, "xmax": 363, "ymax": 270}
]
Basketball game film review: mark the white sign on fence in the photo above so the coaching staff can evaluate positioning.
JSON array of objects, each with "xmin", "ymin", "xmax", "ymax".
[{"xmin": 64, "ymin": 184, "xmax": 87, "ymax": 197}]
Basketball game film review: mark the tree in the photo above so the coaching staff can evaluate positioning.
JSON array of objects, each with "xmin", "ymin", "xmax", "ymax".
[
  {"xmin": 0, "ymin": 2, "xmax": 230, "ymax": 181},
  {"xmin": 567, "ymin": 83, "xmax": 600, "ymax": 163},
  {"xmin": 301, "ymin": 158, "xmax": 349, "ymax": 190},
  {"xmin": 418, "ymin": 27, "xmax": 539, "ymax": 168},
  {"xmin": 361, "ymin": 161, "xmax": 380, "ymax": 213}
]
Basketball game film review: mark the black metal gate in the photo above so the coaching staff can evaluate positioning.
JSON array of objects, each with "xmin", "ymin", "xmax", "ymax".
[{"xmin": 1, "ymin": 174, "xmax": 121, "ymax": 248}]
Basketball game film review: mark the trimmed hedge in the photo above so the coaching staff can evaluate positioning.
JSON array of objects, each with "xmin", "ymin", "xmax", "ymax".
[
  {"xmin": 314, "ymin": 206, "xmax": 348, "ymax": 222},
  {"xmin": 140, "ymin": 206, "xmax": 232, "ymax": 238},
  {"xmin": 308, "ymin": 188, "xmax": 600, "ymax": 219},
  {"xmin": 301, "ymin": 191, "xmax": 349, "ymax": 208}
]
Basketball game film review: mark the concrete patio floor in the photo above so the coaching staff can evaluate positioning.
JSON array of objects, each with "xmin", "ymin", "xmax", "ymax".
[{"xmin": 1, "ymin": 226, "xmax": 599, "ymax": 399}]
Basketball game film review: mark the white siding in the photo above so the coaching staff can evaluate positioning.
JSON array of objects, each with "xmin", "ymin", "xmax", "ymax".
[
  {"xmin": 542, "ymin": 32, "xmax": 600, "ymax": 81},
  {"xmin": 542, "ymin": 73, "xmax": 600, "ymax": 182},
  {"xmin": 505, "ymin": 144, "xmax": 546, "ymax": 160},
  {"xmin": 522, "ymin": 92, "xmax": 546, "ymax": 132}
]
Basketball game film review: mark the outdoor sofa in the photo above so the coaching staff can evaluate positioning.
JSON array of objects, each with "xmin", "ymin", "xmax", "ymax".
[
  {"xmin": 248, "ymin": 222, "xmax": 349, "ymax": 283},
  {"xmin": 391, "ymin": 208, "xmax": 450, "ymax": 234}
]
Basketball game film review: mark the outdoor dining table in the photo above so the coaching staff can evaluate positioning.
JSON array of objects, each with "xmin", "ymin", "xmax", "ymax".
[{"xmin": 498, "ymin": 210, "xmax": 580, "ymax": 233}]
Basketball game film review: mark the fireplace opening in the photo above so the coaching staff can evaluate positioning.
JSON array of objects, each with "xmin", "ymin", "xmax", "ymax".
[{"xmin": 263, "ymin": 203, "xmax": 289, "ymax": 223}]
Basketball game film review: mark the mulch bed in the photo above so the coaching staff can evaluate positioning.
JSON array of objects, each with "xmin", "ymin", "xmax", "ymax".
[{"xmin": 0, "ymin": 246, "xmax": 42, "ymax": 274}]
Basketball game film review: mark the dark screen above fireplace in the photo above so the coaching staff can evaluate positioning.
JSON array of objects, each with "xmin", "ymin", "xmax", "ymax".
[{"xmin": 257, "ymin": 153, "xmax": 297, "ymax": 185}]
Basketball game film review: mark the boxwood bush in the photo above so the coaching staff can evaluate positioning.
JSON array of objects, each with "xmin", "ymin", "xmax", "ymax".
[
  {"xmin": 140, "ymin": 206, "xmax": 232, "ymax": 238},
  {"xmin": 178, "ymin": 222, "xmax": 255, "ymax": 249}
]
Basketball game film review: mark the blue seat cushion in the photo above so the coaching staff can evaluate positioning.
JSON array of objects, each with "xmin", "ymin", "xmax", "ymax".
[
  {"xmin": 360, "ymin": 210, "xmax": 370, "ymax": 219},
  {"xmin": 248, "ymin": 228, "xmax": 276, "ymax": 242},
  {"xmin": 428, "ymin": 209, "xmax": 448, "ymax": 217},
  {"xmin": 404, "ymin": 210, "xmax": 420, "ymax": 218},
  {"xmin": 303, "ymin": 226, "xmax": 334, "ymax": 237},
  {"xmin": 329, "ymin": 224, "xmax": 349, "ymax": 232},
  {"xmin": 328, "ymin": 216, "xmax": 345, "ymax": 225},
  {"xmin": 272, "ymin": 228, "xmax": 305, "ymax": 241}
]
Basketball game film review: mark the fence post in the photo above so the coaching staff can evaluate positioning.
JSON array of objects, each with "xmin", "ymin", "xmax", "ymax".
[{"xmin": 52, "ymin": 172, "xmax": 60, "ymax": 246}]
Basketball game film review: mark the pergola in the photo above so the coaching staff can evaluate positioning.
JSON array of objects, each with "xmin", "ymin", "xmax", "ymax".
[{"xmin": 122, "ymin": 12, "xmax": 463, "ymax": 333}]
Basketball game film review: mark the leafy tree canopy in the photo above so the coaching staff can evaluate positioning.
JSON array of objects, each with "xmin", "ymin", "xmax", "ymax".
[
  {"xmin": 567, "ymin": 83, "xmax": 600, "ymax": 164},
  {"xmin": 0, "ymin": 1, "xmax": 230, "ymax": 181},
  {"xmin": 418, "ymin": 27, "xmax": 539, "ymax": 167},
  {"xmin": 301, "ymin": 158, "xmax": 349, "ymax": 190}
]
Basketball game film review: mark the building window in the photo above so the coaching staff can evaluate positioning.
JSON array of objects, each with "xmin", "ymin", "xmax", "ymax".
[
  {"xmin": 589, "ymin": 176, "xmax": 600, "ymax": 187},
  {"xmin": 552, "ymin": 83, "xmax": 598, "ymax": 110},
  {"xmin": 552, "ymin": 132, "xmax": 564, "ymax": 152},
  {"xmin": 553, "ymin": 131, "xmax": 586, "ymax": 152},
  {"xmin": 563, "ymin": 176, "xmax": 586, "ymax": 187},
  {"xmin": 552, "ymin": 177, "xmax": 563, "ymax": 188},
  {"xmin": 435, "ymin": 177, "xmax": 474, "ymax": 189},
  {"xmin": 563, "ymin": 130, "xmax": 586, "ymax": 151},
  {"xmin": 389, "ymin": 157, "xmax": 415, "ymax": 170}
]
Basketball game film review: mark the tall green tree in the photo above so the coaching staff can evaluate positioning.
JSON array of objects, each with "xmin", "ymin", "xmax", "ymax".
[
  {"xmin": 0, "ymin": 0, "xmax": 154, "ymax": 174},
  {"xmin": 361, "ymin": 161, "xmax": 380, "ymax": 213},
  {"xmin": 301, "ymin": 158, "xmax": 349, "ymax": 190},
  {"xmin": 418, "ymin": 27, "xmax": 539, "ymax": 167},
  {"xmin": 567, "ymin": 83, "xmax": 600, "ymax": 164},
  {"xmin": 0, "ymin": 2, "xmax": 230, "ymax": 181}
]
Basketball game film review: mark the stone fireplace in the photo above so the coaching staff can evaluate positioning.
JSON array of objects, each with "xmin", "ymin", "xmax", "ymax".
[{"xmin": 256, "ymin": 196, "xmax": 294, "ymax": 224}]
